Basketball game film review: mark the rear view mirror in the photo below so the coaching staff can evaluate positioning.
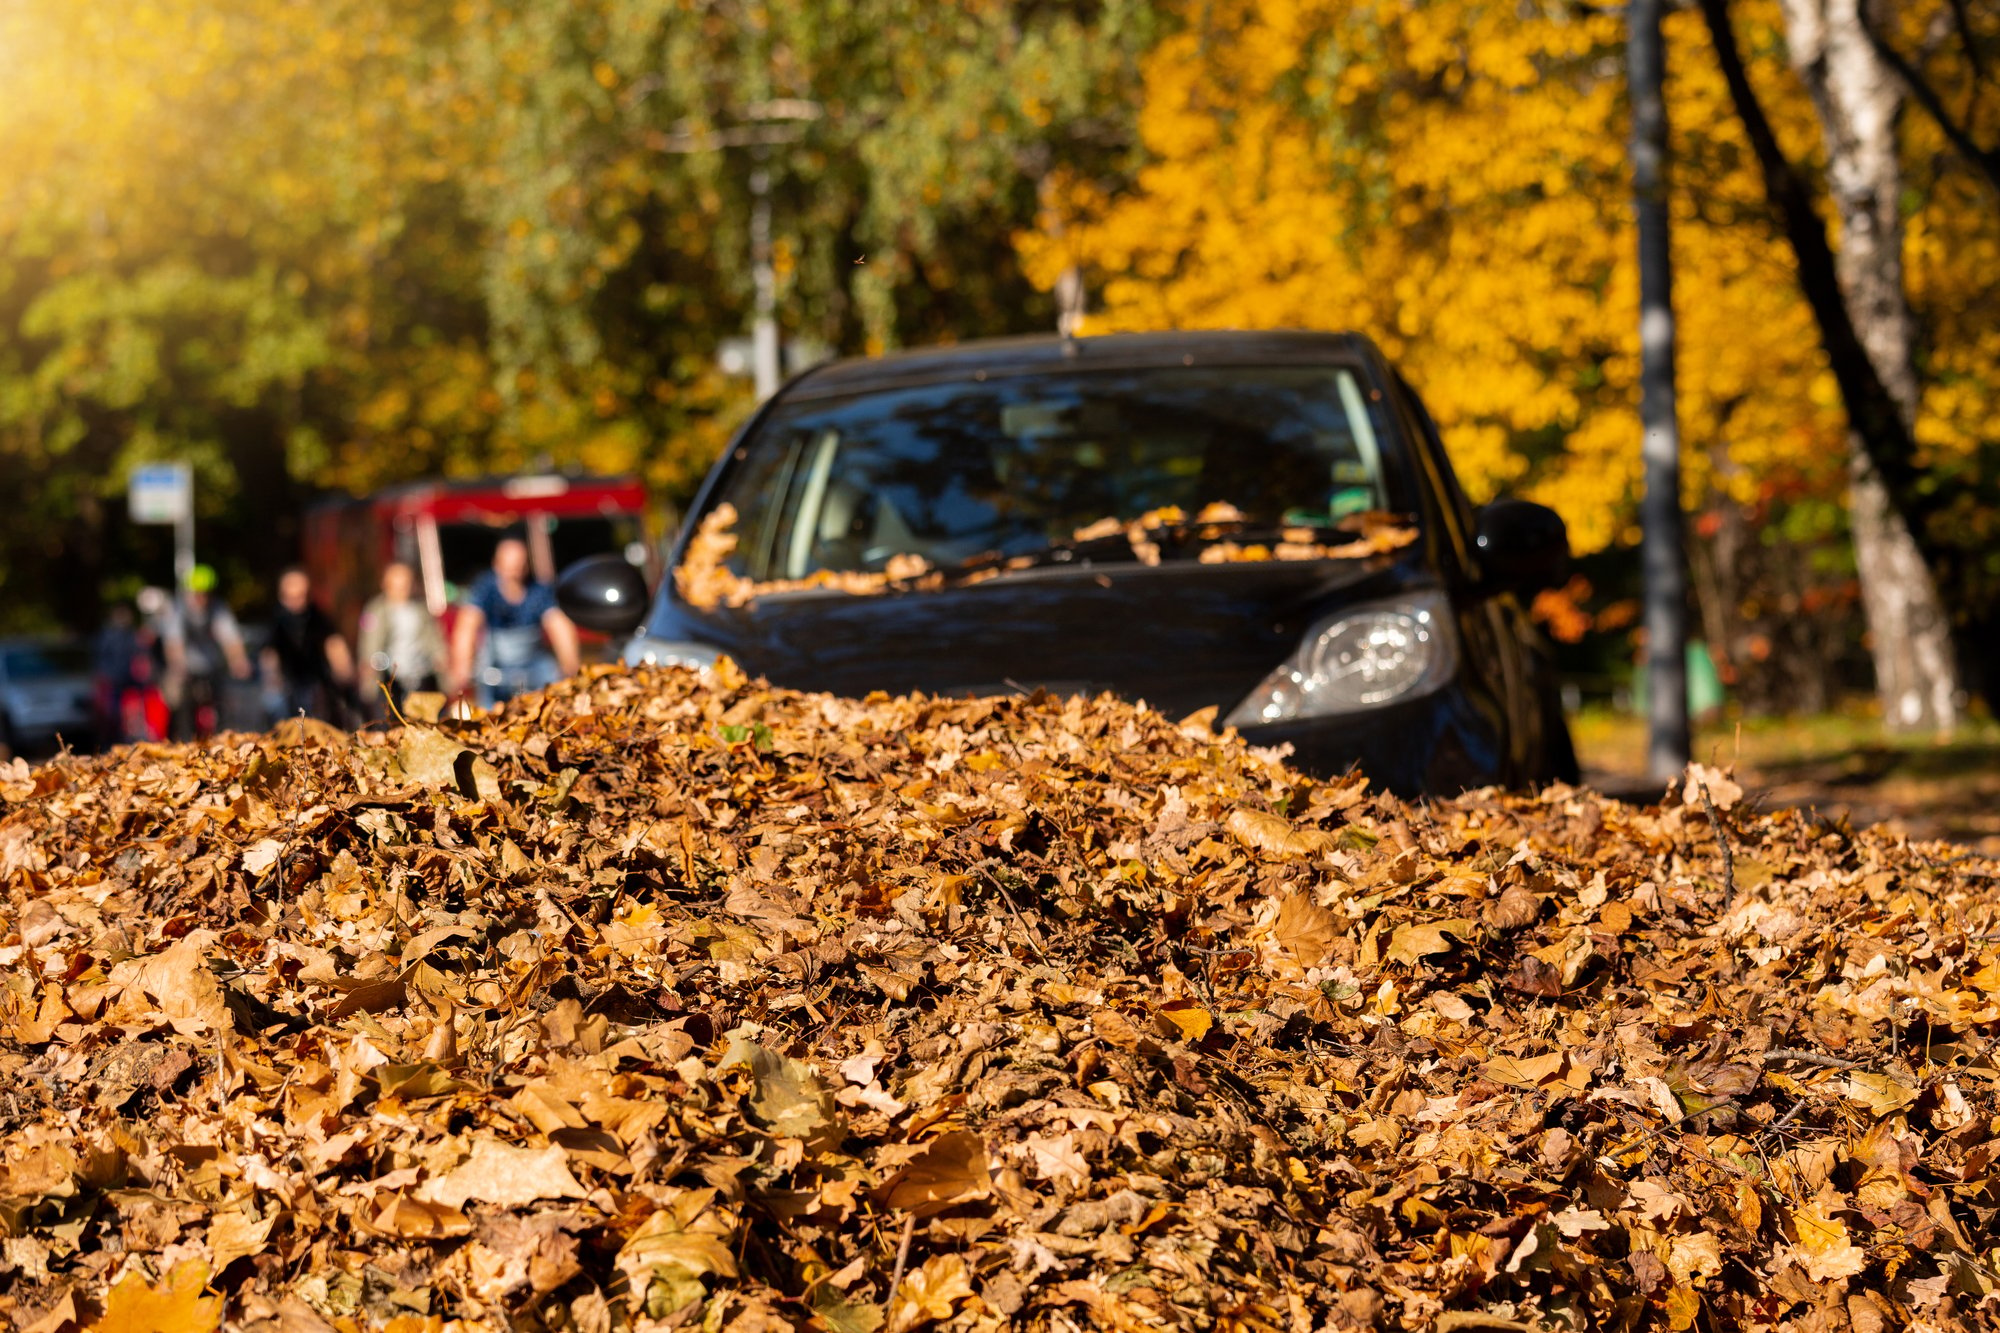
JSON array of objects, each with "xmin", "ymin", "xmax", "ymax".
[
  {"xmin": 557, "ymin": 554, "xmax": 651, "ymax": 635},
  {"xmin": 1476, "ymin": 499, "xmax": 1569, "ymax": 597}
]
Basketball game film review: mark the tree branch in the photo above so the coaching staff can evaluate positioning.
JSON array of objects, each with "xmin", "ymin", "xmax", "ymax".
[
  {"xmin": 1695, "ymin": 0, "xmax": 1929, "ymax": 519},
  {"xmin": 1858, "ymin": 7, "xmax": 2000, "ymax": 197},
  {"xmin": 1944, "ymin": 0, "xmax": 1989, "ymax": 88}
]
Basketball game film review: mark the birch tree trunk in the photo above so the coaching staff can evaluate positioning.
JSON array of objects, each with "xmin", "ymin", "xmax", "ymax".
[{"xmin": 1778, "ymin": 0, "xmax": 1961, "ymax": 731}]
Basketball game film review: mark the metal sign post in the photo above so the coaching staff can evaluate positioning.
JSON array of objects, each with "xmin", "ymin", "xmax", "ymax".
[{"xmin": 128, "ymin": 462, "xmax": 195, "ymax": 590}]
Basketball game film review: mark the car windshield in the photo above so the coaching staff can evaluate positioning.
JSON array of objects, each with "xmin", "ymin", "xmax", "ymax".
[
  {"xmin": 5, "ymin": 645, "xmax": 87, "ymax": 679},
  {"xmin": 714, "ymin": 365, "xmax": 1394, "ymax": 581}
]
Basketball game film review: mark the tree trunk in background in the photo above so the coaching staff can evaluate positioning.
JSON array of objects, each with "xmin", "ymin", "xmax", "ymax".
[{"xmin": 1777, "ymin": 0, "xmax": 1960, "ymax": 732}]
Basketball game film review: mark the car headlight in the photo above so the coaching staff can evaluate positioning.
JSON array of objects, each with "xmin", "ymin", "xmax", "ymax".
[
  {"xmin": 620, "ymin": 634, "xmax": 722, "ymax": 672},
  {"xmin": 1224, "ymin": 591, "xmax": 1459, "ymax": 727}
]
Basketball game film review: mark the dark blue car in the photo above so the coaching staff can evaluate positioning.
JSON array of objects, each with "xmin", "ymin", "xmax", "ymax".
[{"xmin": 562, "ymin": 331, "xmax": 1577, "ymax": 795}]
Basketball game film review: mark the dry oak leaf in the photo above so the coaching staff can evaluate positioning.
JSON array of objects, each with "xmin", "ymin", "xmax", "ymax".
[
  {"xmin": 1226, "ymin": 808, "xmax": 1332, "ymax": 857},
  {"xmin": 1431, "ymin": 992, "xmax": 1477, "ymax": 1023},
  {"xmin": 417, "ymin": 1139, "xmax": 585, "ymax": 1209},
  {"xmin": 1627, "ymin": 1179, "xmax": 1690, "ymax": 1223},
  {"xmin": 1020, "ymin": 1130, "xmax": 1091, "ymax": 1192},
  {"xmin": 1666, "ymin": 1231, "xmax": 1725, "ymax": 1284},
  {"xmin": 87, "ymin": 1260, "xmax": 221, "ymax": 1333},
  {"xmin": 1783, "ymin": 1194, "xmax": 1869, "ymax": 1282}
]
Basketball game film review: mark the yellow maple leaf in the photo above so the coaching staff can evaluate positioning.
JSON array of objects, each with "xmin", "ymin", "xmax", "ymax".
[{"xmin": 88, "ymin": 1261, "xmax": 222, "ymax": 1333}]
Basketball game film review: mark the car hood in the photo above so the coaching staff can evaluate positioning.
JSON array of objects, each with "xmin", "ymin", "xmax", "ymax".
[{"xmin": 677, "ymin": 557, "xmax": 1409, "ymax": 718}]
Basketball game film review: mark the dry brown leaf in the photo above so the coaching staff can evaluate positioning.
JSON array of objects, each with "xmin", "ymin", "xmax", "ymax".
[
  {"xmin": 1385, "ymin": 918, "xmax": 1473, "ymax": 967},
  {"xmin": 1270, "ymin": 892, "xmax": 1340, "ymax": 964},
  {"xmin": 417, "ymin": 1140, "xmax": 586, "ymax": 1209},
  {"xmin": 1227, "ymin": 807, "xmax": 1333, "ymax": 857},
  {"xmin": 105, "ymin": 937, "xmax": 231, "ymax": 1038},
  {"xmin": 877, "ymin": 1131, "xmax": 992, "ymax": 1213}
]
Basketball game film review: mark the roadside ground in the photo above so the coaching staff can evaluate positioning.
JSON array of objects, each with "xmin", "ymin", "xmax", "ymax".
[{"xmin": 1574, "ymin": 704, "xmax": 2000, "ymax": 853}]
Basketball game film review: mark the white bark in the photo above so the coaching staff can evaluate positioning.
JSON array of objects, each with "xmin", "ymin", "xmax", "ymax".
[{"xmin": 1777, "ymin": 0, "xmax": 1961, "ymax": 731}]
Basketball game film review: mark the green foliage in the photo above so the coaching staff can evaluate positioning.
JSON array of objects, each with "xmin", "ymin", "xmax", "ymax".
[{"xmin": 0, "ymin": 0, "xmax": 1159, "ymax": 628}]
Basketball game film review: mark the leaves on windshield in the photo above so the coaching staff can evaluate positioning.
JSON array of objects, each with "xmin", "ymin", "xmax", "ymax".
[
  {"xmin": 1200, "ymin": 509, "xmax": 1421, "ymax": 564},
  {"xmin": 2, "ymin": 672, "xmax": 1997, "ymax": 1329},
  {"xmin": 678, "ymin": 501, "xmax": 1418, "ymax": 609},
  {"xmin": 677, "ymin": 503, "xmax": 941, "ymax": 610}
]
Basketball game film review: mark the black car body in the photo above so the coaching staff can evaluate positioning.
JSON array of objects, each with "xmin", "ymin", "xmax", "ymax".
[
  {"xmin": 0, "ymin": 637, "xmax": 94, "ymax": 755},
  {"xmin": 565, "ymin": 331, "xmax": 1576, "ymax": 795}
]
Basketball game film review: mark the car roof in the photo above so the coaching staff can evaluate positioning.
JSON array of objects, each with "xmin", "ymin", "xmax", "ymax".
[{"xmin": 781, "ymin": 330, "xmax": 1381, "ymax": 402}]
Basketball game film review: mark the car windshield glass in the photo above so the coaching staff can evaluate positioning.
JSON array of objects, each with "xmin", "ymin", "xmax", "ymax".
[
  {"xmin": 5, "ymin": 645, "xmax": 88, "ymax": 679},
  {"xmin": 715, "ymin": 366, "xmax": 1393, "ymax": 581}
]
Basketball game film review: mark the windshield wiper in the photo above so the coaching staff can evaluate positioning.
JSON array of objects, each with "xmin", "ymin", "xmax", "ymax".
[{"xmin": 948, "ymin": 533, "xmax": 1140, "ymax": 579}]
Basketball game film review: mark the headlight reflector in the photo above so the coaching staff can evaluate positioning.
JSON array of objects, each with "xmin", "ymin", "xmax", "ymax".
[{"xmin": 1224, "ymin": 591, "xmax": 1458, "ymax": 727}]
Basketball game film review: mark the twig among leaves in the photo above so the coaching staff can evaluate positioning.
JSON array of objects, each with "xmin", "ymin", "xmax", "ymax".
[
  {"xmin": 884, "ymin": 1213, "xmax": 916, "ymax": 1331},
  {"xmin": 1765, "ymin": 1047, "xmax": 1860, "ymax": 1071}
]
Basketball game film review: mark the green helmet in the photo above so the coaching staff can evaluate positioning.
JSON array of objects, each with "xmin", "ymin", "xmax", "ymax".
[{"xmin": 188, "ymin": 564, "xmax": 218, "ymax": 594}]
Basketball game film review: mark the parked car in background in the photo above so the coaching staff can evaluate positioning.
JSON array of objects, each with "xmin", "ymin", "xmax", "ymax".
[
  {"xmin": 560, "ymin": 331, "xmax": 1577, "ymax": 795},
  {"xmin": 0, "ymin": 637, "xmax": 94, "ymax": 756}
]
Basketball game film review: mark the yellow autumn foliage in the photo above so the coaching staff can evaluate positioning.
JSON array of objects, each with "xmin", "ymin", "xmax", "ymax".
[{"xmin": 1018, "ymin": 0, "xmax": 1987, "ymax": 555}]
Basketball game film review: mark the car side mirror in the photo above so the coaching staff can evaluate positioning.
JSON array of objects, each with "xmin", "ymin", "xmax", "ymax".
[
  {"xmin": 1476, "ymin": 499, "xmax": 1569, "ymax": 597},
  {"xmin": 556, "ymin": 554, "xmax": 651, "ymax": 635}
]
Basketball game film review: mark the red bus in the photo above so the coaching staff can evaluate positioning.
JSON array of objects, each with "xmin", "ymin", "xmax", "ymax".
[{"xmin": 302, "ymin": 473, "xmax": 655, "ymax": 644}]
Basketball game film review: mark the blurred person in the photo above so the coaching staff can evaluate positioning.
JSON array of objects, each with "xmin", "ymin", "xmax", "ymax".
[
  {"xmin": 357, "ymin": 561, "xmax": 448, "ymax": 716},
  {"xmin": 161, "ymin": 566, "xmax": 251, "ymax": 740},
  {"xmin": 450, "ymin": 537, "xmax": 579, "ymax": 708},
  {"xmin": 91, "ymin": 600, "xmax": 171, "ymax": 747},
  {"xmin": 266, "ymin": 566, "xmax": 355, "ymax": 723},
  {"xmin": 90, "ymin": 604, "xmax": 141, "ymax": 747}
]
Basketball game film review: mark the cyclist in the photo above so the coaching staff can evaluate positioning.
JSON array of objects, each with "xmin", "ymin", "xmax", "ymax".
[
  {"xmin": 449, "ymin": 538, "xmax": 580, "ymax": 709},
  {"xmin": 160, "ymin": 565, "xmax": 252, "ymax": 740}
]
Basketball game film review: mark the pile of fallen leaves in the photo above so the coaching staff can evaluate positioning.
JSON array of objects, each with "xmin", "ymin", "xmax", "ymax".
[{"xmin": 2, "ymin": 666, "xmax": 1997, "ymax": 1333}]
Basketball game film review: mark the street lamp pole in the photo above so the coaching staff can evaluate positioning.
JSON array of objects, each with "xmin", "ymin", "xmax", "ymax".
[
  {"xmin": 646, "ymin": 98, "xmax": 817, "ymax": 399},
  {"xmin": 749, "ymin": 155, "xmax": 781, "ymax": 400},
  {"xmin": 1630, "ymin": 0, "xmax": 1691, "ymax": 782}
]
